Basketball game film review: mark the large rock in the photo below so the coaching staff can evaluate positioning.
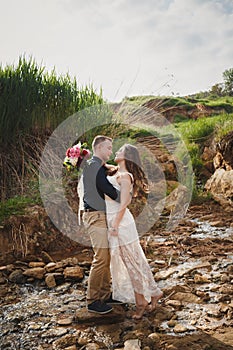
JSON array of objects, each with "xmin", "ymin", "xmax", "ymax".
[
  {"xmin": 8, "ymin": 269, "xmax": 27, "ymax": 284},
  {"xmin": 205, "ymin": 168, "xmax": 233, "ymax": 211},
  {"xmin": 215, "ymin": 130, "xmax": 233, "ymax": 169},
  {"xmin": 75, "ymin": 306, "xmax": 125, "ymax": 325}
]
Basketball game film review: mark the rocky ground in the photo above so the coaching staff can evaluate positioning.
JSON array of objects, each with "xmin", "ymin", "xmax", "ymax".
[{"xmin": 0, "ymin": 200, "xmax": 233, "ymax": 350}]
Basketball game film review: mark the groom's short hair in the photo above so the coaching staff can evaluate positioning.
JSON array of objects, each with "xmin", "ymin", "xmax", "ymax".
[{"xmin": 92, "ymin": 135, "xmax": 112, "ymax": 150}]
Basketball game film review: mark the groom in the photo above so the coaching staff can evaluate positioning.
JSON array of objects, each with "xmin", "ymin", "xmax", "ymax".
[{"xmin": 82, "ymin": 135, "xmax": 122, "ymax": 314}]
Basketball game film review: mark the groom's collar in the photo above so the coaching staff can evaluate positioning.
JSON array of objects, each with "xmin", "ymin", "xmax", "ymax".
[{"xmin": 92, "ymin": 155, "xmax": 103, "ymax": 165}]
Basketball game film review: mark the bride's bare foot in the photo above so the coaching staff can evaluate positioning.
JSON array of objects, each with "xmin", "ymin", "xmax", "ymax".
[
  {"xmin": 148, "ymin": 292, "xmax": 163, "ymax": 312},
  {"xmin": 132, "ymin": 301, "xmax": 148, "ymax": 320}
]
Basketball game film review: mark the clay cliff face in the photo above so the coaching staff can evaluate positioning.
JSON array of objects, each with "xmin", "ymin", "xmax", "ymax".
[{"xmin": 205, "ymin": 131, "xmax": 233, "ymax": 211}]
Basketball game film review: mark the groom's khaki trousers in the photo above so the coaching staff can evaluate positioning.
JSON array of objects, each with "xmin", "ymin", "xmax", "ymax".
[{"xmin": 83, "ymin": 210, "xmax": 111, "ymax": 304}]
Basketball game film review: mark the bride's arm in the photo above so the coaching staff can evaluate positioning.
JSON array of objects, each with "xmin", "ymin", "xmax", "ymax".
[{"xmin": 109, "ymin": 173, "xmax": 132, "ymax": 235}]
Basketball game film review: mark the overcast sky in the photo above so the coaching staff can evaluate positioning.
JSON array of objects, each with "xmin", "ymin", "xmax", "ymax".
[{"xmin": 1, "ymin": 0, "xmax": 233, "ymax": 102}]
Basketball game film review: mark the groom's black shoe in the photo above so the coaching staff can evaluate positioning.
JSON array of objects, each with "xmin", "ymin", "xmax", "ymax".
[
  {"xmin": 87, "ymin": 300, "xmax": 113, "ymax": 314},
  {"xmin": 105, "ymin": 294, "xmax": 124, "ymax": 305}
]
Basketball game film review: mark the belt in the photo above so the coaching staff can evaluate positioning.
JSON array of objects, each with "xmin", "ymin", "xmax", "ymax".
[{"xmin": 84, "ymin": 208, "xmax": 97, "ymax": 212}]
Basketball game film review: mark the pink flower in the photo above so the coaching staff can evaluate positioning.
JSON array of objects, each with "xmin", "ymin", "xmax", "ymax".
[
  {"xmin": 73, "ymin": 145, "xmax": 81, "ymax": 158},
  {"xmin": 66, "ymin": 148, "xmax": 71, "ymax": 157},
  {"xmin": 69, "ymin": 147, "xmax": 80, "ymax": 158}
]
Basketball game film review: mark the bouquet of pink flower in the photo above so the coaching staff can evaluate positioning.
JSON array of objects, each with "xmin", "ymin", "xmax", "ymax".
[{"xmin": 63, "ymin": 142, "xmax": 91, "ymax": 171}]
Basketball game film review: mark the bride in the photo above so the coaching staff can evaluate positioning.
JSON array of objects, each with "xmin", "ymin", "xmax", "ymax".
[{"xmin": 105, "ymin": 144, "xmax": 163, "ymax": 319}]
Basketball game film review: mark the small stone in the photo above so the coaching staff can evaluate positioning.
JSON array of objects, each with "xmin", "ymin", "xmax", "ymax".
[
  {"xmin": 28, "ymin": 323, "xmax": 42, "ymax": 330},
  {"xmin": 190, "ymin": 320, "xmax": 197, "ymax": 325},
  {"xmin": 55, "ymin": 283, "xmax": 71, "ymax": 292},
  {"xmin": 148, "ymin": 332, "xmax": 160, "ymax": 341},
  {"xmin": 154, "ymin": 260, "xmax": 166, "ymax": 265},
  {"xmin": 220, "ymin": 304, "xmax": 230, "ymax": 313},
  {"xmin": 167, "ymin": 319, "xmax": 177, "ymax": 327},
  {"xmin": 29, "ymin": 261, "xmax": 45, "ymax": 268},
  {"xmin": 154, "ymin": 266, "xmax": 177, "ymax": 280},
  {"xmin": 63, "ymin": 266, "xmax": 83, "ymax": 280},
  {"xmin": 173, "ymin": 324, "xmax": 187, "ymax": 333},
  {"xmin": 57, "ymin": 317, "xmax": 73, "ymax": 326},
  {"xmin": 124, "ymin": 339, "xmax": 141, "ymax": 350},
  {"xmin": 85, "ymin": 344, "xmax": 100, "ymax": 350},
  {"xmin": 45, "ymin": 274, "xmax": 57, "ymax": 288},
  {"xmin": 227, "ymin": 264, "xmax": 233, "ymax": 274},
  {"xmin": 172, "ymin": 292, "xmax": 200, "ymax": 304},
  {"xmin": 205, "ymin": 305, "xmax": 222, "ymax": 318},
  {"xmin": 52, "ymin": 333, "xmax": 80, "ymax": 349},
  {"xmin": 23, "ymin": 267, "xmax": 45, "ymax": 279},
  {"xmin": 219, "ymin": 285, "xmax": 233, "ymax": 295},
  {"xmin": 42, "ymin": 327, "xmax": 68, "ymax": 338},
  {"xmin": 199, "ymin": 290, "xmax": 212, "ymax": 302},
  {"xmin": 194, "ymin": 274, "xmax": 211, "ymax": 283},
  {"xmin": 45, "ymin": 262, "xmax": 57, "ymax": 272},
  {"xmin": 165, "ymin": 300, "xmax": 182, "ymax": 308},
  {"xmin": 177, "ymin": 262, "xmax": 211, "ymax": 278},
  {"xmin": 8, "ymin": 270, "xmax": 27, "ymax": 284},
  {"xmin": 166, "ymin": 345, "xmax": 178, "ymax": 350},
  {"xmin": 220, "ymin": 274, "xmax": 230, "ymax": 283}
]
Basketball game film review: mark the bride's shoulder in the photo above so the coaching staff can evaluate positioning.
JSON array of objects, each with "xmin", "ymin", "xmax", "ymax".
[{"xmin": 118, "ymin": 171, "xmax": 134, "ymax": 183}]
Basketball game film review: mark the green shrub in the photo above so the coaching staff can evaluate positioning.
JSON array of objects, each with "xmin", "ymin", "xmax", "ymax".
[{"xmin": 0, "ymin": 196, "xmax": 38, "ymax": 223}]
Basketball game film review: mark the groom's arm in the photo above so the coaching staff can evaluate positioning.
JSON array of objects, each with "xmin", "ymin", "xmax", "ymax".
[{"xmin": 96, "ymin": 167, "xmax": 120, "ymax": 202}]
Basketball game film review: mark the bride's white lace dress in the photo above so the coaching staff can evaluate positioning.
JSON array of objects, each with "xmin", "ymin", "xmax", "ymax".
[{"xmin": 106, "ymin": 173, "xmax": 162, "ymax": 304}]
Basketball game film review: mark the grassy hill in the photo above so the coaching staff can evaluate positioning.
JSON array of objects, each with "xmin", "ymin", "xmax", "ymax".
[{"xmin": 1, "ymin": 93, "xmax": 233, "ymax": 223}]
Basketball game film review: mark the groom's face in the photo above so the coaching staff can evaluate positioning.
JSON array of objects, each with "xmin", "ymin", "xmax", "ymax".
[{"xmin": 98, "ymin": 140, "xmax": 113, "ymax": 162}]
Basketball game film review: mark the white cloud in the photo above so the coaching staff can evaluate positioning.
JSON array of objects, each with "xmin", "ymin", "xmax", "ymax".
[{"xmin": 0, "ymin": 0, "xmax": 232, "ymax": 101}]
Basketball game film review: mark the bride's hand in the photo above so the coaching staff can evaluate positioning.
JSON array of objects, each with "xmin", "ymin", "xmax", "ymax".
[{"xmin": 109, "ymin": 227, "xmax": 118, "ymax": 236}]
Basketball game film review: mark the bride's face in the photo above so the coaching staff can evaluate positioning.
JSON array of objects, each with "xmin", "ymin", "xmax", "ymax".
[{"xmin": 114, "ymin": 146, "xmax": 125, "ymax": 163}]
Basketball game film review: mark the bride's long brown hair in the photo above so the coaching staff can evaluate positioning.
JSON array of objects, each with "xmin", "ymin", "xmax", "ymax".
[{"xmin": 123, "ymin": 144, "xmax": 149, "ymax": 197}]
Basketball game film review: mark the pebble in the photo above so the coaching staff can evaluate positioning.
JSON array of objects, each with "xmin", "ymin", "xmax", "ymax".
[
  {"xmin": 165, "ymin": 300, "xmax": 182, "ymax": 308},
  {"xmin": 124, "ymin": 339, "xmax": 141, "ymax": 349},
  {"xmin": 166, "ymin": 345, "xmax": 178, "ymax": 350},
  {"xmin": 148, "ymin": 332, "xmax": 160, "ymax": 341},
  {"xmin": 173, "ymin": 324, "xmax": 187, "ymax": 333},
  {"xmin": 85, "ymin": 344, "xmax": 100, "ymax": 350},
  {"xmin": 29, "ymin": 261, "xmax": 45, "ymax": 268},
  {"xmin": 45, "ymin": 273, "xmax": 57, "ymax": 288},
  {"xmin": 41, "ymin": 327, "xmax": 68, "ymax": 338},
  {"xmin": 167, "ymin": 319, "xmax": 177, "ymax": 327},
  {"xmin": 57, "ymin": 317, "xmax": 73, "ymax": 326}
]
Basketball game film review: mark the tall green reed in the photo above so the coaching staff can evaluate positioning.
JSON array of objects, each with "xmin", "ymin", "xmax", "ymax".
[{"xmin": 0, "ymin": 55, "xmax": 103, "ymax": 200}]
